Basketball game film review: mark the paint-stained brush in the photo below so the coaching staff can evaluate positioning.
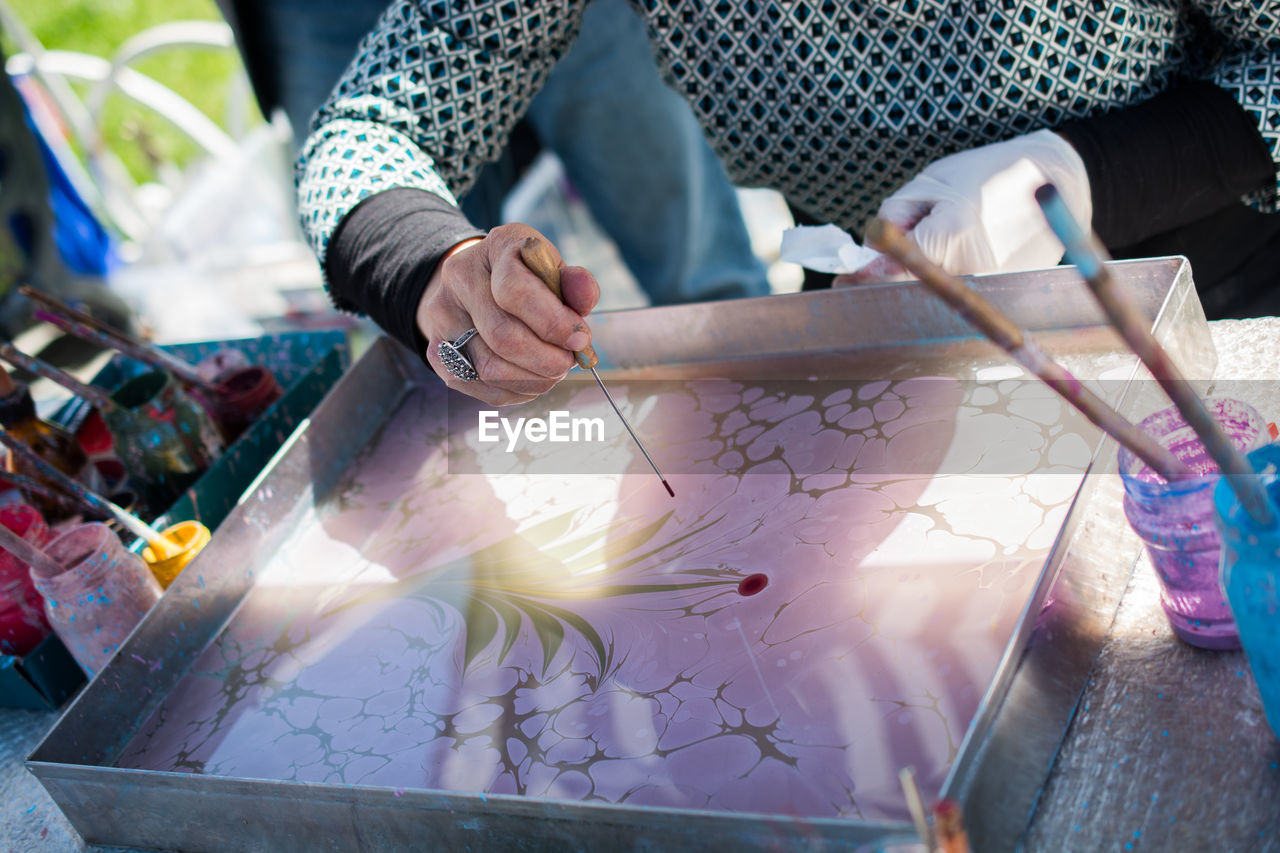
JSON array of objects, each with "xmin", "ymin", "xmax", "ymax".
[
  {"xmin": 0, "ymin": 519, "xmax": 63, "ymax": 578},
  {"xmin": 20, "ymin": 285, "xmax": 221, "ymax": 394},
  {"xmin": 898, "ymin": 767, "xmax": 935, "ymax": 851},
  {"xmin": 0, "ymin": 429, "xmax": 182, "ymax": 559},
  {"xmin": 1035, "ymin": 183, "xmax": 1276, "ymax": 526},
  {"xmin": 864, "ymin": 218, "xmax": 1190, "ymax": 483},
  {"xmin": 0, "ymin": 470, "xmax": 82, "ymax": 516},
  {"xmin": 520, "ymin": 236, "xmax": 674, "ymax": 497},
  {"xmin": 0, "ymin": 344, "xmax": 115, "ymax": 411}
]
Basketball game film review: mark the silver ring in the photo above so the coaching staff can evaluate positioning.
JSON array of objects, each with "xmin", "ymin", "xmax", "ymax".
[{"xmin": 438, "ymin": 327, "xmax": 479, "ymax": 382}]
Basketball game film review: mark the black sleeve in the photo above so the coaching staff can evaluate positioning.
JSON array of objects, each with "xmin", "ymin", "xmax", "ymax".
[
  {"xmin": 324, "ymin": 188, "xmax": 486, "ymax": 357},
  {"xmin": 1055, "ymin": 79, "xmax": 1274, "ymax": 248}
]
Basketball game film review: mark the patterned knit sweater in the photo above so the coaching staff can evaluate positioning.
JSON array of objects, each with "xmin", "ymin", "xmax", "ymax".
[{"xmin": 295, "ymin": 0, "xmax": 1280, "ymax": 346}]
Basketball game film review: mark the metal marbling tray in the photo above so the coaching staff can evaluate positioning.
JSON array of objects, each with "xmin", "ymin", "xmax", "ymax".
[{"xmin": 28, "ymin": 258, "xmax": 1213, "ymax": 852}]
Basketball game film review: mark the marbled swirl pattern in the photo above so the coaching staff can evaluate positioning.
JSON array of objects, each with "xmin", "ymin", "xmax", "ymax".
[{"xmin": 119, "ymin": 347, "xmax": 1116, "ymax": 821}]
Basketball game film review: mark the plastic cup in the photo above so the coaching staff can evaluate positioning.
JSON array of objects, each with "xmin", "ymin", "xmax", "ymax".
[
  {"xmin": 1118, "ymin": 398, "xmax": 1266, "ymax": 649},
  {"xmin": 1213, "ymin": 441, "xmax": 1280, "ymax": 739}
]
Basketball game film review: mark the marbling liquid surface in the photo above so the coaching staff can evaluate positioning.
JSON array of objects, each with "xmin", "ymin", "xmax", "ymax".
[{"xmin": 117, "ymin": 334, "xmax": 1132, "ymax": 821}]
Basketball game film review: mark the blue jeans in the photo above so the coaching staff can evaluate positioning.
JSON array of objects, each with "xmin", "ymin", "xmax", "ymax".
[
  {"xmin": 519, "ymin": 0, "xmax": 769, "ymax": 304},
  {"xmin": 232, "ymin": 0, "xmax": 769, "ymax": 304}
]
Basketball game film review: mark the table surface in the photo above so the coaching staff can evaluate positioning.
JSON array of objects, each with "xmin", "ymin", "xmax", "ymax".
[{"xmin": 3, "ymin": 318, "xmax": 1279, "ymax": 853}]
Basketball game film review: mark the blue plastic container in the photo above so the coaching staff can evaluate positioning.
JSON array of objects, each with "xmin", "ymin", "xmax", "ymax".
[{"xmin": 1213, "ymin": 441, "xmax": 1280, "ymax": 739}]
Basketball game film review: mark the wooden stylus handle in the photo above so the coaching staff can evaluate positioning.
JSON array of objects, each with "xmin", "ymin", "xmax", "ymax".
[{"xmin": 519, "ymin": 237, "xmax": 599, "ymax": 370}]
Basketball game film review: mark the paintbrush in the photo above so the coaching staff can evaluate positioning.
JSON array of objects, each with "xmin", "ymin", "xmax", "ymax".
[
  {"xmin": 0, "ymin": 429, "xmax": 180, "ymax": 558},
  {"xmin": 0, "ymin": 520, "xmax": 64, "ymax": 578},
  {"xmin": 0, "ymin": 470, "xmax": 83, "ymax": 515},
  {"xmin": 1035, "ymin": 184, "xmax": 1276, "ymax": 526},
  {"xmin": 898, "ymin": 767, "xmax": 935, "ymax": 851},
  {"xmin": 0, "ymin": 343, "xmax": 116, "ymax": 411},
  {"xmin": 863, "ymin": 218, "xmax": 1190, "ymax": 482},
  {"xmin": 520, "ymin": 236, "xmax": 675, "ymax": 497},
  {"xmin": 20, "ymin": 285, "xmax": 220, "ymax": 394}
]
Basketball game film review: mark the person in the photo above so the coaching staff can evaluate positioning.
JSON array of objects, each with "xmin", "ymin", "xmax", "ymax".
[
  {"xmin": 216, "ymin": 0, "xmax": 768, "ymax": 307},
  {"xmin": 296, "ymin": 0, "xmax": 1280, "ymax": 406},
  {"xmin": 0, "ymin": 46, "xmax": 133, "ymax": 341}
]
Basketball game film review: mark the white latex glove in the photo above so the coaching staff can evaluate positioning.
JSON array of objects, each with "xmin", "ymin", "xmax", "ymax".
[{"xmin": 838, "ymin": 129, "xmax": 1091, "ymax": 284}]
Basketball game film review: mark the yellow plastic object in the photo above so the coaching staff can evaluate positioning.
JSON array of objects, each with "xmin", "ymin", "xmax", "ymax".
[{"xmin": 142, "ymin": 520, "xmax": 211, "ymax": 589}]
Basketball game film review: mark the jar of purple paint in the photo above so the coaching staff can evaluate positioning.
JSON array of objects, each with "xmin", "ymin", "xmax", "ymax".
[
  {"xmin": 1119, "ymin": 398, "xmax": 1267, "ymax": 649},
  {"xmin": 28, "ymin": 522, "xmax": 161, "ymax": 675}
]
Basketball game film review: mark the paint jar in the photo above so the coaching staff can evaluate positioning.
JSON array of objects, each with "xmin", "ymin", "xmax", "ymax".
[
  {"xmin": 142, "ymin": 520, "xmax": 211, "ymax": 589},
  {"xmin": 1118, "ymin": 398, "xmax": 1267, "ymax": 649},
  {"xmin": 0, "ymin": 377, "xmax": 101, "ymax": 521},
  {"xmin": 93, "ymin": 457, "xmax": 129, "ymax": 496},
  {"xmin": 0, "ymin": 503, "xmax": 52, "ymax": 656},
  {"xmin": 208, "ymin": 365, "xmax": 283, "ymax": 441},
  {"xmin": 1213, "ymin": 441, "xmax": 1280, "ymax": 739},
  {"xmin": 103, "ymin": 369, "xmax": 224, "ymax": 517},
  {"xmin": 29, "ymin": 522, "xmax": 162, "ymax": 675}
]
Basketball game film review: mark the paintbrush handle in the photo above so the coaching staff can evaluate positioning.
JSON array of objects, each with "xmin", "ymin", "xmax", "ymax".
[
  {"xmin": 0, "ymin": 428, "xmax": 110, "ymax": 514},
  {"xmin": 1036, "ymin": 184, "xmax": 1276, "ymax": 526},
  {"xmin": 0, "ymin": 344, "xmax": 115, "ymax": 410},
  {"xmin": 0, "ymin": 519, "xmax": 63, "ymax": 577},
  {"xmin": 22, "ymin": 287, "xmax": 214, "ymax": 391},
  {"xmin": 0, "ymin": 428, "xmax": 171, "ymax": 553},
  {"xmin": 864, "ymin": 218, "xmax": 1191, "ymax": 482},
  {"xmin": 519, "ymin": 237, "xmax": 600, "ymax": 370},
  {"xmin": 898, "ymin": 767, "xmax": 936, "ymax": 851},
  {"xmin": 0, "ymin": 470, "xmax": 76, "ymax": 509}
]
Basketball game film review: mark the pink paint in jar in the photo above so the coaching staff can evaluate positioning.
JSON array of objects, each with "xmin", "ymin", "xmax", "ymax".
[
  {"xmin": 1119, "ymin": 398, "xmax": 1267, "ymax": 649},
  {"xmin": 209, "ymin": 365, "xmax": 283, "ymax": 442},
  {"xmin": 0, "ymin": 503, "xmax": 52, "ymax": 656},
  {"xmin": 28, "ymin": 522, "xmax": 162, "ymax": 675}
]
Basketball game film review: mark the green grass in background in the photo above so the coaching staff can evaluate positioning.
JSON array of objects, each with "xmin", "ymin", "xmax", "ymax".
[{"xmin": 2, "ymin": 0, "xmax": 258, "ymax": 183}]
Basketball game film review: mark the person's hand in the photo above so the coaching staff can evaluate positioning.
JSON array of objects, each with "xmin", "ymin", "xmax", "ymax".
[
  {"xmin": 836, "ymin": 129, "xmax": 1091, "ymax": 285},
  {"xmin": 418, "ymin": 224, "xmax": 600, "ymax": 406}
]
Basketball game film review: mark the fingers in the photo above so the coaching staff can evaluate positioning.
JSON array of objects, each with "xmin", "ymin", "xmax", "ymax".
[
  {"xmin": 425, "ymin": 344, "xmax": 541, "ymax": 407},
  {"xmin": 909, "ymin": 201, "xmax": 994, "ymax": 275},
  {"xmin": 833, "ymin": 254, "xmax": 908, "ymax": 286},
  {"xmin": 876, "ymin": 189, "xmax": 934, "ymax": 232},
  {"xmin": 458, "ymin": 281, "xmax": 577, "ymax": 380},
  {"xmin": 837, "ymin": 175, "xmax": 943, "ymax": 286},
  {"xmin": 458, "ymin": 236, "xmax": 594, "ymax": 379},
  {"xmin": 421, "ymin": 296, "xmax": 547, "ymax": 405},
  {"xmin": 463, "ymin": 332, "xmax": 568, "ymax": 394},
  {"xmin": 416, "ymin": 225, "xmax": 596, "ymax": 406},
  {"xmin": 559, "ymin": 266, "xmax": 600, "ymax": 317}
]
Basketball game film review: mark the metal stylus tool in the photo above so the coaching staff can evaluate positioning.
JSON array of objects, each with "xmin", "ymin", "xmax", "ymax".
[{"xmin": 519, "ymin": 237, "xmax": 674, "ymax": 497}]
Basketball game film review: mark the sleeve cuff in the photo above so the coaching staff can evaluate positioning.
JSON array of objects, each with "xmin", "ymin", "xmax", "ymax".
[
  {"xmin": 1056, "ymin": 79, "xmax": 1274, "ymax": 247},
  {"xmin": 324, "ymin": 187, "xmax": 486, "ymax": 356}
]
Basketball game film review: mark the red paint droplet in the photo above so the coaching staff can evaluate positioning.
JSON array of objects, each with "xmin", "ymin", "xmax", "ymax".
[
  {"xmin": 737, "ymin": 573, "xmax": 768, "ymax": 596},
  {"xmin": 1269, "ymin": 422, "xmax": 1278, "ymax": 441}
]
